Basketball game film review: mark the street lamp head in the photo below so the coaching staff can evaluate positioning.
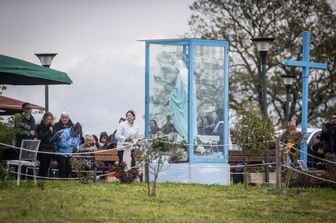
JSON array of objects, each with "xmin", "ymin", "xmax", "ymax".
[
  {"xmin": 280, "ymin": 74, "xmax": 296, "ymax": 86},
  {"xmin": 251, "ymin": 37, "xmax": 275, "ymax": 52},
  {"xmin": 35, "ymin": 53, "xmax": 57, "ymax": 67}
]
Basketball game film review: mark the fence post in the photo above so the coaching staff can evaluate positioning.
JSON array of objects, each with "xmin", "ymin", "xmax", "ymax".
[
  {"xmin": 275, "ymin": 138, "xmax": 281, "ymax": 190},
  {"xmin": 244, "ymin": 158, "xmax": 248, "ymax": 189}
]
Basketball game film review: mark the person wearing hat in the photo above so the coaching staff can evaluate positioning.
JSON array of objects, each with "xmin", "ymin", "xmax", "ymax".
[{"xmin": 99, "ymin": 131, "xmax": 109, "ymax": 149}]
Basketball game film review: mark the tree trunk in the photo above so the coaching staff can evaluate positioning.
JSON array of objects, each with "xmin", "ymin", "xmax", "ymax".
[
  {"xmin": 151, "ymin": 161, "xmax": 160, "ymax": 196},
  {"xmin": 144, "ymin": 160, "xmax": 151, "ymax": 196}
]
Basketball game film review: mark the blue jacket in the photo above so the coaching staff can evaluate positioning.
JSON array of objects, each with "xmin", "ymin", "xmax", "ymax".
[{"xmin": 54, "ymin": 127, "xmax": 80, "ymax": 156}]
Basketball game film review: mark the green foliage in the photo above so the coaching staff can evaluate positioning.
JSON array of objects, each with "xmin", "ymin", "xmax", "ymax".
[
  {"xmin": 236, "ymin": 108, "xmax": 274, "ymax": 154},
  {"xmin": 188, "ymin": 0, "xmax": 336, "ymax": 127},
  {"xmin": 0, "ymin": 164, "xmax": 7, "ymax": 180},
  {"xmin": 148, "ymin": 135, "xmax": 188, "ymax": 160},
  {"xmin": 114, "ymin": 162, "xmax": 139, "ymax": 184},
  {"xmin": 140, "ymin": 135, "xmax": 188, "ymax": 196},
  {"xmin": 69, "ymin": 157, "xmax": 95, "ymax": 183},
  {"xmin": 0, "ymin": 117, "xmax": 16, "ymax": 145},
  {"xmin": 0, "ymin": 85, "xmax": 6, "ymax": 94},
  {"xmin": 0, "ymin": 165, "xmax": 10, "ymax": 189},
  {"xmin": 325, "ymin": 159, "xmax": 336, "ymax": 188},
  {"xmin": 0, "ymin": 182, "xmax": 336, "ymax": 222}
]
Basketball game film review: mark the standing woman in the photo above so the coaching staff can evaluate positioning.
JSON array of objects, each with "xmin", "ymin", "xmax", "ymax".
[
  {"xmin": 108, "ymin": 117, "xmax": 126, "ymax": 159},
  {"xmin": 116, "ymin": 110, "xmax": 139, "ymax": 169},
  {"xmin": 37, "ymin": 112, "xmax": 55, "ymax": 177}
]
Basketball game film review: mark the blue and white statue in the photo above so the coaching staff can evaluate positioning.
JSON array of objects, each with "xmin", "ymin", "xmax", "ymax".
[{"xmin": 168, "ymin": 60, "xmax": 188, "ymax": 139}]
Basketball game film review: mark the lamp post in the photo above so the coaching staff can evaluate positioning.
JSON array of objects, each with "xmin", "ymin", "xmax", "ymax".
[
  {"xmin": 35, "ymin": 53, "xmax": 57, "ymax": 112},
  {"xmin": 251, "ymin": 37, "xmax": 274, "ymax": 184},
  {"xmin": 280, "ymin": 74, "xmax": 296, "ymax": 123}
]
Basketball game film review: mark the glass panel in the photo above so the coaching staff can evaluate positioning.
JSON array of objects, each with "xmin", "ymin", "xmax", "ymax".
[
  {"xmin": 194, "ymin": 45, "xmax": 225, "ymax": 161},
  {"xmin": 149, "ymin": 44, "xmax": 188, "ymax": 162}
]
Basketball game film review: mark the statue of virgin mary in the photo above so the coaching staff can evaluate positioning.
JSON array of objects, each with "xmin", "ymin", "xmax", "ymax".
[{"xmin": 168, "ymin": 60, "xmax": 196, "ymax": 140}]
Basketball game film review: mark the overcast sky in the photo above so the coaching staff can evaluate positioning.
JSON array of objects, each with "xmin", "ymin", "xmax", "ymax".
[{"xmin": 0, "ymin": 0, "xmax": 194, "ymax": 135}]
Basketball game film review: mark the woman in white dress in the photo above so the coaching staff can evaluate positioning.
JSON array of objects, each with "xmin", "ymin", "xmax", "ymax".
[{"xmin": 115, "ymin": 110, "xmax": 139, "ymax": 169}]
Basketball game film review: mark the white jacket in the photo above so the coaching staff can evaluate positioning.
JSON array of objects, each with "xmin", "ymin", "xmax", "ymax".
[{"xmin": 115, "ymin": 121, "xmax": 139, "ymax": 150}]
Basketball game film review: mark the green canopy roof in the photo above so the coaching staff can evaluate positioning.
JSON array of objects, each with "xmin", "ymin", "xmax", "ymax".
[{"xmin": 0, "ymin": 54, "xmax": 72, "ymax": 85}]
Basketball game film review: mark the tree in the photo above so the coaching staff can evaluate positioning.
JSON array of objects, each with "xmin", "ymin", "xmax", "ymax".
[
  {"xmin": 235, "ymin": 108, "xmax": 274, "ymax": 155},
  {"xmin": 188, "ymin": 0, "xmax": 336, "ymax": 127},
  {"xmin": 0, "ymin": 86, "xmax": 6, "ymax": 94},
  {"xmin": 140, "ymin": 136, "xmax": 187, "ymax": 196},
  {"xmin": 0, "ymin": 117, "xmax": 16, "ymax": 145}
]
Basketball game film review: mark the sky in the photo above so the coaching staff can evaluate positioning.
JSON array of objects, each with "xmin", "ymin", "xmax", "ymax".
[{"xmin": 0, "ymin": 0, "xmax": 194, "ymax": 135}]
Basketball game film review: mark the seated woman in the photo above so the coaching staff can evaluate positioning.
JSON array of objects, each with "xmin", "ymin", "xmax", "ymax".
[
  {"xmin": 99, "ymin": 131, "xmax": 109, "ymax": 149},
  {"xmin": 78, "ymin": 135, "xmax": 97, "ymax": 152},
  {"xmin": 77, "ymin": 134, "xmax": 97, "ymax": 169},
  {"xmin": 310, "ymin": 134, "xmax": 326, "ymax": 170},
  {"xmin": 198, "ymin": 115, "xmax": 214, "ymax": 135},
  {"xmin": 92, "ymin": 134, "xmax": 100, "ymax": 149},
  {"xmin": 150, "ymin": 120, "xmax": 160, "ymax": 138}
]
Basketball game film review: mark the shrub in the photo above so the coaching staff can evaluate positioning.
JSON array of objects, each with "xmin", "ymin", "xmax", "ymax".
[
  {"xmin": 235, "ymin": 108, "xmax": 274, "ymax": 154},
  {"xmin": 114, "ymin": 162, "xmax": 139, "ymax": 184}
]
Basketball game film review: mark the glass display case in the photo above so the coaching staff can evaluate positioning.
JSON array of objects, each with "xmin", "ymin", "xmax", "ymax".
[{"xmin": 144, "ymin": 39, "xmax": 230, "ymax": 163}]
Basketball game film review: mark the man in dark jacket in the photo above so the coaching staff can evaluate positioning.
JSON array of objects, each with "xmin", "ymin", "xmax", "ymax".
[
  {"xmin": 321, "ymin": 112, "xmax": 336, "ymax": 161},
  {"xmin": 7, "ymin": 103, "xmax": 37, "ymax": 160},
  {"xmin": 37, "ymin": 112, "xmax": 55, "ymax": 177},
  {"xmin": 54, "ymin": 112, "xmax": 74, "ymax": 133}
]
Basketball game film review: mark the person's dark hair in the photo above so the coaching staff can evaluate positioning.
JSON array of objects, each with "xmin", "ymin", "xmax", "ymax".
[
  {"xmin": 126, "ymin": 110, "xmax": 136, "ymax": 120},
  {"xmin": 119, "ymin": 117, "xmax": 126, "ymax": 123},
  {"xmin": 150, "ymin": 119, "xmax": 158, "ymax": 126},
  {"xmin": 100, "ymin": 131, "xmax": 108, "ymax": 141},
  {"xmin": 150, "ymin": 120, "xmax": 160, "ymax": 134},
  {"xmin": 41, "ymin": 112, "xmax": 54, "ymax": 124},
  {"xmin": 92, "ymin": 134, "xmax": 100, "ymax": 147},
  {"xmin": 79, "ymin": 136, "xmax": 85, "ymax": 145},
  {"xmin": 204, "ymin": 115, "xmax": 214, "ymax": 125},
  {"xmin": 72, "ymin": 122, "xmax": 82, "ymax": 136},
  {"xmin": 21, "ymin": 103, "xmax": 30, "ymax": 111},
  {"xmin": 216, "ymin": 108, "xmax": 224, "ymax": 120}
]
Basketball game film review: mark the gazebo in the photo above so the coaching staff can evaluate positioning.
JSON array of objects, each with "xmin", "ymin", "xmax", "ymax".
[
  {"xmin": 0, "ymin": 54, "xmax": 72, "ymax": 113},
  {"xmin": 0, "ymin": 95, "xmax": 44, "ymax": 116},
  {"xmin": 0, "ymin": 54, "xmax": 72, "ymax": 85}
]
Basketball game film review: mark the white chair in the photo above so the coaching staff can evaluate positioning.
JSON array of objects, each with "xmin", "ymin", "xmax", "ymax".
[
  {"xmin": 6, "ymin": 139, "xmax": 40, "ymax": 186},
  {"xmin": 198, "ymin": 135, "xmax": 220, "ymax": 155}
]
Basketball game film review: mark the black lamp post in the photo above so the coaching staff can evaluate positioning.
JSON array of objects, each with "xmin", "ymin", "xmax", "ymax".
[
  {"xmin": 35, "ymin": 53, "xmax": 57, "ymax": 112},
  {"xmin": 251, "ymin": 37, "xmax": 274, "ymax": 184},
  {"xmin": 280, "ymin": 74, "xmax": 296, "ymax": 123}
]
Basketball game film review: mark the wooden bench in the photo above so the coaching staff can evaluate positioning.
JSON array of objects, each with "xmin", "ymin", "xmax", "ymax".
[
  {"xmin": 94, "ymin": 149, "xmax": 119, "ymax": 171},
  {"xmin": 229, "ymin": 150, "xmax": 277, "ymax": 184},
  {"xmin": 229, "ymin": 150, "xmax": 276, "ymax": 166}
]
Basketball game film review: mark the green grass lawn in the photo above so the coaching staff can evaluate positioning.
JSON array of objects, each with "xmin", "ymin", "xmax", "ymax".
[{"xmin": 0, "ymin": 180, "xmax": 336, "ymax": 223}]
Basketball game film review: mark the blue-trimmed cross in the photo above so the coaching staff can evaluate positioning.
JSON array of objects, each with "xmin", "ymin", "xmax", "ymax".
[{"xmin": 283, "ymin": 31, "xmax": 327, "ymax": 164}]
